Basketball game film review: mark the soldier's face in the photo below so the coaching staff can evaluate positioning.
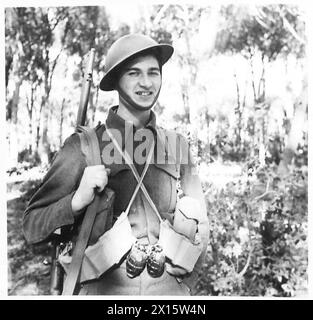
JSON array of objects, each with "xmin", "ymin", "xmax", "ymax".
[{"xmin": 117, "ymin": 55, "xmax": 162, "ymax": 111}]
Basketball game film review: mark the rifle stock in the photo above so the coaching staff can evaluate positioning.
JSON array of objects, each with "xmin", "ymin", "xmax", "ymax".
[{"xmin": 49, "ymin": 238, "xmax": 63, "ymax": 295}]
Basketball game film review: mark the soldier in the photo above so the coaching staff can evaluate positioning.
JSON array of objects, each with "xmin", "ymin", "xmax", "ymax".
[{"xmin": 23, "ymin": 34, "xmax": 209, "ymax": 295}]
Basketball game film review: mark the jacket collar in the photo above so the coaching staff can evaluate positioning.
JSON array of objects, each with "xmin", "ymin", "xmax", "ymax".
[
  {"xmin": 106, "ymin": 106, "xmax": 156, "ymax": 132},
  {"xmin": 104, "ymin": 105, "xmax": 174, "ymax": 166}
]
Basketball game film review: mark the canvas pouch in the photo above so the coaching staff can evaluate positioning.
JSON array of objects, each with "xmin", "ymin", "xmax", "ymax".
[
  {"xmin": 59, "ymin": 211, "xmax": 136, "ymax": 283},
  {"xmin": 158, "ymin": 219, "xmax": 203, "ymax": 273}
]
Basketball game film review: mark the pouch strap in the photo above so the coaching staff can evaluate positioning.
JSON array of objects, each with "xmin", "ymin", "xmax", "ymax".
[{"xmin": 106, "ymin": 129, "xmax": 162, "ymax": 222}]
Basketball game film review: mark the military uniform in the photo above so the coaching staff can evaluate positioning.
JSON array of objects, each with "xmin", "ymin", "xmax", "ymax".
[{"xmin": 23, "ymin": 34, "xmax": 209, "ymax": 295}]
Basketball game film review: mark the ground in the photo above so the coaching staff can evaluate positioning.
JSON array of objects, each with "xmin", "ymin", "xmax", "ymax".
[{"xmin": 7, "ymin": 174, "xmax": 51, "ymax": 296}]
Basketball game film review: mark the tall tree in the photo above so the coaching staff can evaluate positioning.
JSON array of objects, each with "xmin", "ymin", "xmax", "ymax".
[
  {"xmin": 61, "ymin": 6, "xmax": 121, "ymax": 126},
  {"xmin": 215, "ymin": 4, "xmax": 306, "ymax": 164},
  {"xmin": 6, "ymin": 7, "xmax": 68, "ymax": 164},
  {"xmin": 142, "ymin": 4, "xmax": 219, "ymax": 125}
]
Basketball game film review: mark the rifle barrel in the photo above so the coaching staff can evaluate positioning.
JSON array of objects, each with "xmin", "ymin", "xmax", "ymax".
[{"xmin": 76, "ymin": 48, "xmax": 96, "ymax": 127}]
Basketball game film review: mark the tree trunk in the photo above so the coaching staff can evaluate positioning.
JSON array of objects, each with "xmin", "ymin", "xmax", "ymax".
[
  {"xmin": 5, "ymin": 49, "xmax": 13, "ymax": 89},
  {"xmin": 41, "ymin": 98, "xmax": 51, "ymax": 166},
  {"xmin": 278, "ymin": 74, "xmax": 307, "ymax": 174},
  {"xmin": 257, "ymin": 54, "xmax": 266, "ymax": 102},
  {"xmin": 278, "ymin": 100, "xmax": 307, "ymax": 174},
  {"xmin": 7, "ymin": 79, "xmax": 22, "ymax": 166},
  {"xmin": 27, "ymin": 104, "xmax": 33, "ymax": 154},
  {"xmin": 181, "ymin": 83, "xmax": 191, "ymax": 124},
  {"xmin": 248, "ymin": 52, "xmax": 257, "ymax": 103},
  {"xmin": 233, "ymin": 72, "xmax": 242, "ymax": 147},
  {"xmin": 26, "ymin": 85, "xmax": 37, "ymax": 154},
  {"xmin": 39, "ymin": 46, "xmax": 59, "ymax": 164},
  {"xmin": 36, "ymin": 122, "xmax": 40, "ymax": 150},
  {"xmin": 59, "ymin": 98, "xmax": 65, "ymax": 148}
]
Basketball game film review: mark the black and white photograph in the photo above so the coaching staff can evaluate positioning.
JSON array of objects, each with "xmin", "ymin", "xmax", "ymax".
[{"xmin": 4, "ymin": 0, "xmax": 309, "ymax": 299}]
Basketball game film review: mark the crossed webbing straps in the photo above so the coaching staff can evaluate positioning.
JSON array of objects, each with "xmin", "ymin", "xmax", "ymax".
[{"xmin": 106, "ymin": 129, "xmax": 162, "ymax": 222}]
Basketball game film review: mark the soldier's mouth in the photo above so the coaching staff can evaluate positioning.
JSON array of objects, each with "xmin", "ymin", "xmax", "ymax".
[{"xmin": 135, "ymin": 91, "xmax": 153, "ymax": 96}]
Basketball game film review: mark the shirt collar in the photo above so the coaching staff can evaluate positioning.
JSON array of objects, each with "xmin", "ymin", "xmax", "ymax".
[
  {"xmin": 105, "ymin": 106, "xmax": 158, "ymax": 153},
  {"xmin": 105, "ymin": 105, "xmax": 157, "ymax": 133}
]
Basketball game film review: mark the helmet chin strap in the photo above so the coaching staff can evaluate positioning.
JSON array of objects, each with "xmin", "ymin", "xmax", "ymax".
[{"xmin": 117, "ymin": 84, "xmax": 161, "ymax": 112}]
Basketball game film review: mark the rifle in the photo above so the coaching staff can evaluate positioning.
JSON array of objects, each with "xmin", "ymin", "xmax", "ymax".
[
  {"xmin": 76, "ymin": 48, "xmax": 96, "ymax": 128},
  {"xmin": 49, "ymin": 48, "xmax": 96, "ymax": 295}
]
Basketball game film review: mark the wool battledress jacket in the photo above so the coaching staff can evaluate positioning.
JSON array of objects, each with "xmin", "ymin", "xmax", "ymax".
[{"xmin": 23, "ymin": 106, "xmax": 209, "ymax": 294}]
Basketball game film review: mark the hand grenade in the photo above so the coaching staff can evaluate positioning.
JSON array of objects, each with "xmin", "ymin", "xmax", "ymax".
[
  {"xmin": 147, "ymin": 244, "xmax": 166, "ymax": 278},
  {"xmin": 126, "ymin": 241, "xmax": 148, "ymax": 278}
]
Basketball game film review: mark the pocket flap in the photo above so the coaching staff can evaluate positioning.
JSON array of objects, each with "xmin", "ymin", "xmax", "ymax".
[
  {"xmin": 154, "ymin": 163, "xmax": 179, "ymax": 179},
  {"xmin": 105, "ymin": 162, "xmax": 131, "ymax": 177}
]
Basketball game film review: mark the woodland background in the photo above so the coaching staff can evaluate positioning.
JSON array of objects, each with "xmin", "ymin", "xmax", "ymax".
[{"xmin": 6, "ymin": 4, "xmax": 308, "ymax": 296}]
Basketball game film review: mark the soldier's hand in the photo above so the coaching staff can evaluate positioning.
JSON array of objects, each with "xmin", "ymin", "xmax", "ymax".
[{"xmin": 71, "ymin": 165, "xmax": 110, "ymax": 215}]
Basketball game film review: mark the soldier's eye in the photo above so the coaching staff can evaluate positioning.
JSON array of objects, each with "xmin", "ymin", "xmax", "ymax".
[
  {"xmin": 149, "ymin": 71, "xmax": 160, "ymax": 76},
  {"xmin": 128, "ymin": 71, "xmax": 139, "ymax": 76}
]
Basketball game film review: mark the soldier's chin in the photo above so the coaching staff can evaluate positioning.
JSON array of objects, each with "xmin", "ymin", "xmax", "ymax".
[{"xmin": 131, "ymin": 101, "xmax": 155, "ymax": 111}]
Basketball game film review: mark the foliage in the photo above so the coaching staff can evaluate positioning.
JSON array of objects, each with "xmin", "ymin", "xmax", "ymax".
[
  {"xmin": 61, "ymin": 6, "xmax": 117, "ymax": 74},
  {"xmin": 5, "ymin": 7, "xmax": 67, "ymax": 86},
  {"xmin": 7, "ymin": 194, "xmax": 51, "ymax": 295},
  {"xmin": 196, "ymin": 161, "xmax": 307, "ymax": 296},
  {"xmin": 215, "ymin": 4, "xmax": 305, "ymax": 60},
  {"xmin": 6, "ymin": 5, "xmax": 307, "ymax": 164},
  {"xmin": 17, "ymin": 149, "xmax": 41, "ymax": 166}
]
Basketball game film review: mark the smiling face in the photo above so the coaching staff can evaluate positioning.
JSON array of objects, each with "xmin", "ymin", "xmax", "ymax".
[{"xmin": 117, "ymin": 54, "xmax": 162, "ymax": 112}]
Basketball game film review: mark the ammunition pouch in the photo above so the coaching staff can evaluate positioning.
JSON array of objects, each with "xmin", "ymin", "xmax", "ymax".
[
  {"xmin": 81, "ymin": 211, "xmax": 136, "ymax": 282},
  {"xmin": 158, "ymin": 196, "xmax": 204, "ymax": 274},
  {"xmin": 59, "ymin": 210, "xmax": 136, "ymax": 283},
  {"xmin": 158, "ymin": 219, "xmax": 203, "ymax": 273}
]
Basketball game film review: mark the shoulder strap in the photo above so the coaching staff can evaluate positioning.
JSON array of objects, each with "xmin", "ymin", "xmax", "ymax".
[
  {"xmin": 77, "ymin": 126, "xmax": 102, "ymax": 166},
  {"xmin": 157, "ymin": 127, "xmax": 181, "ymax": 169},
  {"xmin": 62, "ymin": 127, "xmax": 102, "ymax": 295}
]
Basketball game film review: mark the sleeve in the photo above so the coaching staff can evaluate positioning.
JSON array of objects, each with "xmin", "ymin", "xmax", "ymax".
[
  {"xmin": 23, "ymin": 133, "xmax": 86, "ymax": 244},
  {"xmin": 178, "ymin": 135, "xmax": 210, "ymax": 292}
]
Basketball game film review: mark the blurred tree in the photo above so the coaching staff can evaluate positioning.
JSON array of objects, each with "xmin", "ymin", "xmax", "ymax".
[
  {"xmin": 141, "ymin": 4, "xmax": 218, "ymax": 125},
  {"xmin": 278, "ymin": 75, "xmax": 307, "ymax": 174},
  {"xmin": 215, "ymin": 4, "xmax": 306, "ymax": 165},
  {"xmin": 6, "ymin": 8, "xmax": 25, "ymax": 164},
  {"xmin": 6, "ymin": 7, "xmax": 68, "ymax": 164},
  {"xmin": 61, "ymin": 6, "xmax": 126, "ymax": 126}
]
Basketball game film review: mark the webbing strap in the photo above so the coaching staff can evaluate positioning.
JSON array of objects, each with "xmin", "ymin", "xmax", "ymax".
[
  {"xmin": 106, "ymin": 129, "xmax": 162, "ymax": 222},
  {"xmin": 124, "ymin": 139, "xmax": 155, "ymax": 216},
  {"xmin": 62, "ymin": 128, "xmax": 102, "ymax": 295},
  {"xmin": 79, "ymin": 127, "xmax": 101, "ymax": 166}
]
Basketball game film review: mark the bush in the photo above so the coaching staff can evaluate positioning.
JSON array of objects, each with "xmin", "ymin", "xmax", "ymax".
[
  {"xmin": 196, "ymin": 162, "xmax": 307, "ymax": 296},
  {"xmin": 18, "ymin": 149, "xmax": 41, "ymax": 166}
]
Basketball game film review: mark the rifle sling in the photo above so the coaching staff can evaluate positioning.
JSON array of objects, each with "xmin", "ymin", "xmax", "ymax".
[{"xmin": 62, "ymin": 128, "xmax": 101, "ymax": 295}]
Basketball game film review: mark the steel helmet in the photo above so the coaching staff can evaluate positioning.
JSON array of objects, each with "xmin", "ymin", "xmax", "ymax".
[{"xmin": 99, "ymin": 33, "xmax": 174, "ymax": 91}]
